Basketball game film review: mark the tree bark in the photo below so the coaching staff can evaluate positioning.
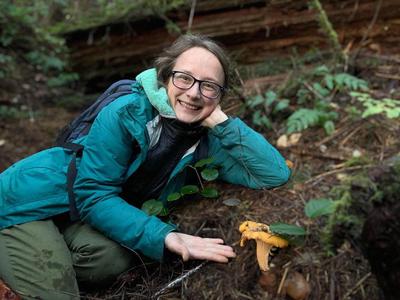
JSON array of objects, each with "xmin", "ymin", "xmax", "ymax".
[{"xmin": 64, "ymin": 0, "xmax": 400, "ymax": 91}]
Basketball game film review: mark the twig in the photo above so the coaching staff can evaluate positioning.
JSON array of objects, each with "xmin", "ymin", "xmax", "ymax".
[
  {"xmin": 353, "ymin": 0, "xmax": 382, "ymax": 60},
  {"xmin": 303, "ymin": 81, "xmax": 324, "ymax": 100},
  {"xmin": 187, "ymin": 0, "xmax": 197, "ymax": 32},
  {"xmin": 187, "ymin": 165, "xmax": 204, "ymax": 190},
  {"xmin": 375, "ymin": 73, "xmax": 400, "ymax": 81},
  {"xmin": 315, "ymin": 117, "xmax": 355, "ymax": 147},
  {"xmin": 304, "ymin": 165, "xmax": 373, "ymax": 185},
  {"xmin": 289, "ymin": 148, "xmax": 347, "ymax": 161},
  {"xmin": 329, "ymin": 262, "xmax": 335, "ymax": 300},
  {"xmin": 342, "ymin": 272, "xmax": 371, "ymax": 299},
  {"xmin": 339, "ymin": 123, "xmax": 365, "ymax": 147},
  {"xmin": 277, "ymin": 267, "xmax": 289, "ymax": 295},
  {"xmin": 153, "ymin": 261, "xmax": 207, "ymax": 299}
]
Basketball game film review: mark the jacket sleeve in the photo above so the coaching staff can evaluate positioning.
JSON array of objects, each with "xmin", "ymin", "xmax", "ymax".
[
  {"xmin": 73, "ymin": 99, "xmax": 174, "ymax": 261},
  {"xmin": 207, "ymin": 117, "xmax": 291, "ymax": 189}
]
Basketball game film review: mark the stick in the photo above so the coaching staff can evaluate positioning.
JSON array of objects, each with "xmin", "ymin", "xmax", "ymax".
[
  {"xmin": 187, "ymin": 0, "xmax": 197, "ymax": 32},
  {"xmin": 304, "ymin": 165, "xmax": 373, "ymax": 185},
  {"xmin": 277, "ymin": 267, "xmax": 289, "ymax": 295},
  {"xmin": 342, "ymin": 272, "xmax": 371, "ymax": 299},
  {"xmin": 153, "ymin": 261, "xmax": 207, "ymax": 298}
]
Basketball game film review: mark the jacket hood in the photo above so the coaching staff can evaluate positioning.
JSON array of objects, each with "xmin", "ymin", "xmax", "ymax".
[{"xmin": 136, "ymin": 68, "xmax": 176, "ymax": 118}]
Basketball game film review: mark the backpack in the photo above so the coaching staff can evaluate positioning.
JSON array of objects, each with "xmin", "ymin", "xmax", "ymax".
[
  {"xmin": 56, "ymin": 79, "xmax": 136, "ymax": 146},
  {"xmin": 57, "ymin": 78, "xmax": 209, "ymax": 221},
  {"xmin": 57, "ymin": 79, "xmax": 136, "ymax": 221}
]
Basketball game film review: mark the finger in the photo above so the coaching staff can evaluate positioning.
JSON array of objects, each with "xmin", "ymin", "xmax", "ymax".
[
  {"xmin": 190, "ymin": 247, "xmax": 236, "ymax": 262},
  {"xmin": 181, "ymin": 248, "xmax": 190, "ymax": 261},
  {"xmin": 203, "ymin": 243, "xmax": 236, "ymax": 254},
  {"xmin": 195, "ymin": 252, "xmax": 231, "ymax": 263},
  {"xmin": 206, "ymin": 246, "xmax": 236, "ymax": 258},
  {"xmin": 202, "ymin": 238, "xmax": 224, "ymax": 244}
]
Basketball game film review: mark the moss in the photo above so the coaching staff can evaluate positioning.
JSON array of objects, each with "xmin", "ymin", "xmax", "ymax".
[
  {"xmin": 50, "ymin": 0, "xmax": 187, "ymax": 35},
  {"xmin": 308, "ymin": 0, "xmax": 346, "ymax": 62},
  {"xmin": 324, "ymin": 157, "xmax": 400, "ymax": 253}
]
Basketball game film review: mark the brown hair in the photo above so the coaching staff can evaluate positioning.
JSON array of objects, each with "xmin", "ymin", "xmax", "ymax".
[{"xmin": 155, "ymin": 34, "xmax": 231, "ymax": 92}]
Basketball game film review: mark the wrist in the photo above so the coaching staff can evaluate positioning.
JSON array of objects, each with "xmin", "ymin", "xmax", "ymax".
[{"xmin": 203, "ymin": 110, "xmax": 228, "ymax": 128}]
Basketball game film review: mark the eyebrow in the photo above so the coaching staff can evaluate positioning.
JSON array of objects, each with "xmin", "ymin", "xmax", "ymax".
[{"xmin": 178, "ymin": 69, "xmax": 222, "ymax": 85}]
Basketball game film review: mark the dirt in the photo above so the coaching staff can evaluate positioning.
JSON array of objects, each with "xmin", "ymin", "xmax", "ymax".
[{"xmin": 1, "ymin": 80, "xmax": 399, "ymax": 300}]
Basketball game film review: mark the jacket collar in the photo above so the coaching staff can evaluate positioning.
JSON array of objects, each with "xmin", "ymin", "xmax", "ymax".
[{"xmin": 135, "ymin": 68, "xmax": 176, "ymax": 118}]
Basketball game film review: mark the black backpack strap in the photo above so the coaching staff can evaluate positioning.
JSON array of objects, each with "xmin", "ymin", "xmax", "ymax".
[{"xmin": 64, "ymin": 142, "xmax": 84, "ymax": 221}]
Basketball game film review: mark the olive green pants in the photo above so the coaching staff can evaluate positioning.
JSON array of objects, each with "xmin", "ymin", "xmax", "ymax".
[{"xmin": 0, "ymin": 219, "xmax": 137, "ymax": 300}]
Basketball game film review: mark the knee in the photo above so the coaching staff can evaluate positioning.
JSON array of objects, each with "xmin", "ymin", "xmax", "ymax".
[
  {"xmin": 73, "ymin": 241, "xmax": 136, "ymax": 284},
  {"xmin": 68, "ymin": 226, "xmax": 136, "ymax": 285}
]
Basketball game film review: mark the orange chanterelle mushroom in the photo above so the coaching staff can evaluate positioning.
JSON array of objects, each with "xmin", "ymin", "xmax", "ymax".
[{"xmin": 239, "ymin": 221, "xmax": 288, "ymax": 271}]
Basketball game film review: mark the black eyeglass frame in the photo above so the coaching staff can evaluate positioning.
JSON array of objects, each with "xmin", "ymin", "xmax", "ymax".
[{"xmin": 171, "ymin": 71, "xmax": 225, "ymax": 99}]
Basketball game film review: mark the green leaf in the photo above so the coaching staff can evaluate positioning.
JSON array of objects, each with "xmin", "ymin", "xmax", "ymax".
[
  {"xmin": 313, "ymin": 65, "xmax": 329, "ymax": 75},
  {"xmin": 274, "ymin": 99, "xmax": 289, "ymax": 113},
  {"xmin": 248, "ymin": 95, "xmax": 264, "ymax": 108},
  {"xmin": 313, "ymin": 82, "xmax": 330, "ymax": 97},
  {"xmin": 201, "ymin": 168, "xmax": 219, "ymax": 181},
  {"xmin": 200, "ymin": 187, "xmax": 219, "ymax": 198},
  {"xmin": 325, "ymin": 74, "xmax": 334, "ymax": 90},
  {"xmin": 167, "ymin": 192, "xmax": 181, "ymax": 202},
  {"xmin": 264, "ymin": 90, "xmax": 277, "ymax": 106},
  {"xmin": 304, "ymin": 198, "xmax": 335, "ymax": 218},
  {"xmin": 141, "ymin": 199, "xmax": 164, "ymax": 216},
  {"xmin": 194, "ymin": 157, "xmax": 214, "ymax": 168},
  {"xmin": 323, "ymin": 120, "xmax": 335, "ymax": 135},
  {"xmin": 180, "ymin": 185, "xmax": 199, "ymax": 195},
  {"xmin": 159, "ymin": 207, "xmax": 170, "ymax": 216},
  {"xmin": 270, "ymin": 223, "xmax": 306, "ymax": 236}
]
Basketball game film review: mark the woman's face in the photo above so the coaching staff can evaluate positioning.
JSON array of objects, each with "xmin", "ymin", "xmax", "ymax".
[{"xmin": 167, "ymin": 47, "xmax": 225, "ymax": 124}]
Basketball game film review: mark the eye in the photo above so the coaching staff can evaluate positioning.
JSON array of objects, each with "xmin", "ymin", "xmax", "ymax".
[
  {"xmin": 202, "ymin": 81, "xmax": 218, "ymax": 92},
  {"xmin": 176, "ymin": 73, "xmax": 193, "ymax": 83}
]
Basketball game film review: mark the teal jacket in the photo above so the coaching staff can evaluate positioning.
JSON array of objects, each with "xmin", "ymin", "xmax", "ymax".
[{"xmin": 0, "ymin": 69, "xmax": 290, "ymax": 261}]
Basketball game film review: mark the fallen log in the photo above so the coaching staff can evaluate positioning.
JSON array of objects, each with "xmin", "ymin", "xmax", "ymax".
[{"xmin": 63, "ymin": 0, "xmax": 400, "ymax": 91}]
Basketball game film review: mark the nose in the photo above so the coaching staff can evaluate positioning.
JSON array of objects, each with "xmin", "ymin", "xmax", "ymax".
[{"xmin": 185, "ymin": 81, "xmax": 201, "ymax": 99}]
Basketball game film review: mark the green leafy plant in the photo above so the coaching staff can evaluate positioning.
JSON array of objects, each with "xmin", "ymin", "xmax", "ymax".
[
  {"xmin": 141, "ymin": 157, "xmax": 220, "ymax": 216},
  {"xmin": 286, "ymin": 107, "xmax": 338, "ymax": 135},
  {"xmin": 245, "ymin": 64, "xmax": 369, "ymax": 135},
  {"xmin": 0, "ymin": 105, "xmax": 29, "ymax": 119},
  {"xmin": 304, "ymin": 198, "xmax": 336, "ymax": 218},
  {"xmin": 350, "ymin": 92, "xmax": 400, "ymax": 119},
  {"xmin": 267, "ymin": 198, "xmax": 336, "ymax": 244},
  {"xmin": 0, "ymin": 0, "xmax": 78, "ymax": 102},
  {"xmin": 246, "ymin": 90, "xmax": 290, "ymax": 128}
]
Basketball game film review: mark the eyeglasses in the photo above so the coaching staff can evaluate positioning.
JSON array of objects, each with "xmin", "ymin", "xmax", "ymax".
[{"xmin": 171, "ymin": 71, "xmax": 224, "ymax": 99}]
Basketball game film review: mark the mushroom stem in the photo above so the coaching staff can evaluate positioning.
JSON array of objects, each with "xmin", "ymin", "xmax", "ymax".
[{"xmin": 256, "ymin": 240, "xmax": 274, "ymax": 271}]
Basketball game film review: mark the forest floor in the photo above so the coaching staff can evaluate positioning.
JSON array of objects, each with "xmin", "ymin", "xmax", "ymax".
[{"xmin": 1, "ymin": 65, "xmax": 399, "ymax": 300}]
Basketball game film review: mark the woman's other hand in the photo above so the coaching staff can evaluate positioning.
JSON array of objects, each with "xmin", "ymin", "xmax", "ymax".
[
  {"xmin": 165, "ymin": 232, "xmax": 236, "ymax": 262},
  {"xmin": 201, "ymin": 105, "xmax": 228, "ymax": 128}
]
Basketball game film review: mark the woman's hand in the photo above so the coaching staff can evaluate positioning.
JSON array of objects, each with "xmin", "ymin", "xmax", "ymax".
[
  {"xmin": 201, "ymin": 105, "xmax": 228, "ymax": 128},
  {"xmin": 165, "ymin": 232, "xmax": 236, "ymax": 263}
]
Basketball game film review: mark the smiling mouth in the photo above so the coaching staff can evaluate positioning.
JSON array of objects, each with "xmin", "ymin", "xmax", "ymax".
[{"xmin": 178, "ymin": 100, "xmax": 202, "ymax": 111}]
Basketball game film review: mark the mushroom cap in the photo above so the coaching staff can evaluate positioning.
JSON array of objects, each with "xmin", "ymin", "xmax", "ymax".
[
  {"xmin": 241, "ymin": 230, "xmax": 288, "ymax": 248},
  {"xmin": 239, "ymin": 221, "xmax": 270, "ymax": 233}
]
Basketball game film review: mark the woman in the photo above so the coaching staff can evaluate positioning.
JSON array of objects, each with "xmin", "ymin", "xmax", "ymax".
[{"xmin": 0, "ymin": 34, "xmax": 291, "ymax": 299}]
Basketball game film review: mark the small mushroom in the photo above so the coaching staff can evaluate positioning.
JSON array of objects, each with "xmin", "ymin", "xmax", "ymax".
[
  {"xmin": 239, "ymin": 221, "xmax": 288, "ymax": 271},
  {"xmin": 283, "ymin": 271, "xmax": 311, "ymax": 300}
]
